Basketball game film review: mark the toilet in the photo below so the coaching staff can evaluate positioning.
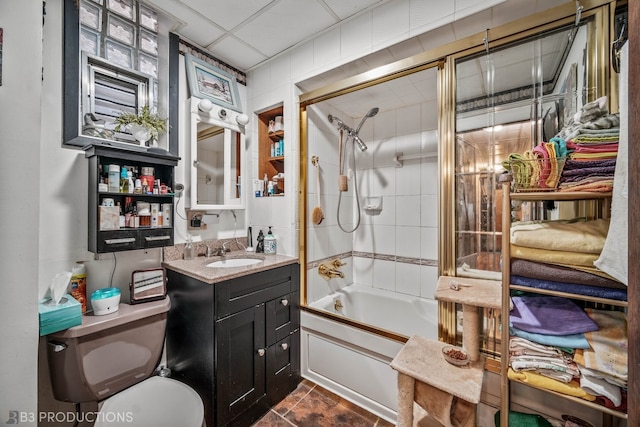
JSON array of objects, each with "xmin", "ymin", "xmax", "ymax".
[{"xmin": 46, "ymin": 297, "xmax": 204, "ymax": 427}]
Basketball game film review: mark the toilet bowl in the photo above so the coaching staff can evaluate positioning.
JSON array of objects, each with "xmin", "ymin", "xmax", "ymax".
[
  {"xmin": 94, "ymin": 376, "xmax": 203, "ymax": 427},
  {"xmin": 47, "ymin": 297, "xmax": 204, "ymax": 427}
]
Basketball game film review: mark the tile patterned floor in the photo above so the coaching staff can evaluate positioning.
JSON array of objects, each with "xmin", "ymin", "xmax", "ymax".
[{"xmin": 251, "ymin": 379, "xmax": 395, "ymax": 427}]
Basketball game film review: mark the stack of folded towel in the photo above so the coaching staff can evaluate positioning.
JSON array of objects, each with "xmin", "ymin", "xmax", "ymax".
[
  {"xmin": 574, "ymin": 309, "xmax": 628, "ymax": 411},
  {"xmin": 508, "ymin": 295, "xmax": 598, "ymax": 401},
  {"xmin": 555, "ymin": 96, "xmax": 620, "ymax": 192},
  {"xmin": 509, "ymin": 218, "xmax": 627, "ymax": 300}
]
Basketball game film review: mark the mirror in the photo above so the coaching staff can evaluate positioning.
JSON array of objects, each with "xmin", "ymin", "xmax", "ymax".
[{"xmin": 188, "ymin": 97, "xmax": 247, "ymax": 210}]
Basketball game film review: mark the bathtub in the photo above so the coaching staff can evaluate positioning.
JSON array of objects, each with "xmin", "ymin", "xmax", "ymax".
[{"xmin": 300, "ymin": 284, "xmax": 438, "ymax": 423}]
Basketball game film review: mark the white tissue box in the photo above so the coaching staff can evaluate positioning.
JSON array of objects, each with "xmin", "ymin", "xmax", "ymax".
[
  {"xmin": 38, "ymin": 294, "xmax": 82, "ymax": 336},
  {"xmin": 99, "ymin": 206, "xmax": 120, "ymax": 230}
]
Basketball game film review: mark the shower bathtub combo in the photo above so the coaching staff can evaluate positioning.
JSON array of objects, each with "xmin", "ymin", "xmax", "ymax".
[{"xmin": 300, "ymin": 283, "xmax": 438, "ymax": 423}]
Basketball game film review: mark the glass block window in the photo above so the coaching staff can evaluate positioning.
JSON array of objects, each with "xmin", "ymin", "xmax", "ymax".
[{"xmin": 80, "ymin": 0, "xmax": 158, "ymax": 79}]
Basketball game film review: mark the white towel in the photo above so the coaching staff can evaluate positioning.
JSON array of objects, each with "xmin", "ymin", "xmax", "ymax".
[
  {"xmin": 579, "ymin": 367, "xmax": 622, "ymax": 407},
  {"xmin": 594, "ymin": 42, "xmax": 628, "ymax": 285}
]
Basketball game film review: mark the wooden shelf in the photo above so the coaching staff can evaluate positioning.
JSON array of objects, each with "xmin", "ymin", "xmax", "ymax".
[{"xmin": 258, "ymin": 106, "xmax": 285, "ymax": 196}]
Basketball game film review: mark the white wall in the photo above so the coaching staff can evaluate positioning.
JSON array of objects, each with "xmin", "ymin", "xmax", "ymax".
[{"xmin": 0, "ymin": 1, "xmax": 42, "ymax": 424}]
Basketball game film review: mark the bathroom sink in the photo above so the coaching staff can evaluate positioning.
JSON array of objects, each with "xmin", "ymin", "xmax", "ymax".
[{"xmin": 206, "ymin": 257, "xmax": 264, "ymax": 268}]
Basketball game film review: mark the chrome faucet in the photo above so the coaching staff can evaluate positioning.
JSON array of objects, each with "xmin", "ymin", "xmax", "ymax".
[{"xmin": 205, "ymin": 244, "xmax": 216, "ymax": 258}]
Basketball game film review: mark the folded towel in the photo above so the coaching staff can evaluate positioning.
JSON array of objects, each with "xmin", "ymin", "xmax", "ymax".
[
  {"xmin": 576, "ymin": 309, "xmax": 627, "ymax": 381},
  {"xmin": 510, "ymin": 326, "xmax": 590, "ymax": 349},
  {"xmin": 510, "ymin": 244, "xmax": 600, "ymax": 268},
  {"xmin": 510, "ymin": 275, "xmax": 627, "ymax": 301},
  {"xmin": 579, "ymin": 366, "xmax": 622, "ymax": 407},
  {"xmin": 510, "ymin": 219, "xmax": 609, "ymax": 254},
  {"xmin": 510, "ymin": 295, "xmax": 598, "ymax": 335},
  {"xmin": 509, "ymin": 336, "xmax": 563, "ymax": 357},
  {"xmin": 510, "ymin": 259, "xmax": 625, "ymax": 289},
  {"xmin": 508, "ymin": 369, "xmax": 596, "ymax": 401}
]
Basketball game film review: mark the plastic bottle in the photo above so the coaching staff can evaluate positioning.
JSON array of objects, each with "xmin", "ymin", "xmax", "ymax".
[
  {"xmin": 183, "ymin": 235, "xmax": 194, "ymax": 260},
  {"xmin": 108, "ymin": 165, "xmax": 120, "ymax": 192},
  {"xmin": 127, "ymin": 171, "xmax": 134, "ymax": 194},
  {"xmin": 120, "ymin": 167, "xmax": 128, "ymax": 193},
  {"xmin": 264, "ymin": 226, "xmax": 277, "ymax": 255},
  {"xmin": 70, "ymin": 262, "xmax": 87, "ymax": 313},
  {"xmin": 256, "ymin": 230, "xmax": 265, "ymax": 253},
  {"xmin": 263, "ymin": 173, "xmax": 268, "ymax": 196},
  {"xmin": 267, "ymin": 181, "xmax": 274, "ymax": 196}
]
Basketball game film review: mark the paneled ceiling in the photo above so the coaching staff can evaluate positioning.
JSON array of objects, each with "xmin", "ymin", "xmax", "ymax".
[{"xmin": 145, "ymin": 0, "xmax": 391, "ymax": 71}]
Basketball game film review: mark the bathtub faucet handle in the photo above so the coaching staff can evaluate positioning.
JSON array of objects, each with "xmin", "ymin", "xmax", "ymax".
[{"xmin": 332, "ymin": 259, "xmax": 346, "ymax": 268}]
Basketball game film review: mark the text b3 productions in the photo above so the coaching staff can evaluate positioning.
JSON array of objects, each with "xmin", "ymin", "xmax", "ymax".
[{"xmin": 5, "ymin": 410, "xmax": 134, "ymax": 424}]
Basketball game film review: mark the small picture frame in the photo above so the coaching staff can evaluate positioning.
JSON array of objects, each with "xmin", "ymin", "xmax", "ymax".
[
  {"xmin": 185, "ymin": 54, "xmax": 242, "ymax": 112},
  {"xmin": 130, "ymin": 268, "xmax": 166, "ymax": 304}
]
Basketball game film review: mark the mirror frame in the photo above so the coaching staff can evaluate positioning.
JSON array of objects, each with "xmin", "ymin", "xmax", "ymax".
[
  {"xmin": 187, "ymin": 97, "xmax": 247, "ymax": 210},
  {"xmin": 62, "ymin": 0, "xmax": 179, "ymax": 156}
]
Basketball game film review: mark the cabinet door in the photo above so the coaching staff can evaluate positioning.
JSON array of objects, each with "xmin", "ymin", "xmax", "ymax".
[
  {"xmin": 266, "ymin": 291, "xmax": 299, "ymax": 346},
  {"xmin": 216, "ymin": 304, "xmax": 266, "ymax": 427},
  {"xmin": 267, "ymin": 331, "xmax": 300, "ymax": 407}
]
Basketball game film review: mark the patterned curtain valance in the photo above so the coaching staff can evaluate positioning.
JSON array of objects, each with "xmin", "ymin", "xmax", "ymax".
[{"xmin": 178, "ymin": 38, "xmax": 247, "ymax": 86}]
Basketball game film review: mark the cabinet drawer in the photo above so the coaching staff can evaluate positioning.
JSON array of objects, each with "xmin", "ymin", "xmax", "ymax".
[
  {"xmin": 266, "ymin": 291, "xmax": 299, "ymax": 346},
  {"xmin": 97, "ymin": 230, "xmax": 139, "ymax": 252},
  {"xmin": 140, "ymin": 228, "xmax": 173, "ymax": 248},
  {"xmin": 267, "ymin": 331, "xmax": 300, "ymax": 406},
  {"xmin": 216, "ymin": 265, "xmax": 296, "ymax": 319}
]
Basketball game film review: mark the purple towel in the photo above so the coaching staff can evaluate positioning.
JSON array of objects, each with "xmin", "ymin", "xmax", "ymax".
[{"xmin": 510, "ymin": 295, "xmax": 599, "ymax": 336}]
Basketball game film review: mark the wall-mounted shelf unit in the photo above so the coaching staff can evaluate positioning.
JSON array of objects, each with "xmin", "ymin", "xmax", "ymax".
[
  {"xmin": 85, "ymin": 144, "xmax": 179, "ymax": 253},
  {"xmin": 258, "ymin": 106, "xmax": 285, "ymax": 196}
]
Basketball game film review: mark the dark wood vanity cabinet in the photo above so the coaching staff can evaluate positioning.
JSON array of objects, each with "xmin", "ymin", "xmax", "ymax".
[{"xmin": 165, "ymin": 263, "xmax": 300, "ymax": 427}]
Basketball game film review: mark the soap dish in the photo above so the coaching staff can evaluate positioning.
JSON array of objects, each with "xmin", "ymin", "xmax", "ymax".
[{"xmin": 442, "ymin": 345, "xmax": 470, "ymax": 366}]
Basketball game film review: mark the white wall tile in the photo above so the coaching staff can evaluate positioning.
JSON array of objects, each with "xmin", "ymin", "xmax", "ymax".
[
  {"xmin": 396, "ymin": 262, "xmax": 421, "ymax": 296},
  {"xmin": 396, "ymin": 163, "xmax": 421, "ymax": 196},
  {"xmin": 353, "ymin": 256, "xmax": 374, "ymax": 286},
  {"xmin": 396, "ymin": 196, "xmax": 420, "ymax": 226},
  {"xmin": 396, "ymin": 226, "xmax": 421, "ymax": 258},
  {"xmin": 420, "ymin": 194, "xmax": 438, "ymax": 227},
  {"xmin": 371, "ymin": 0, "xmax": 411, "ymax": 49},
  {"xmin": 341, "ymin": 12, "xmax": 373, "ymax": 60},
  {"xmin": 420, "ymin": 265, "xmax": 439, "ymax": 299},
  {"xmin": 420, "ymin": 226, "xmax": 439, "ymax": 261},
  {"xmin": 370, "ymin": 224, "xmax": 396, "ymax": 255},
  {"xmin": 314, "ymin": 27, "xmax": 342, "ymax": 70},
  {"xmin": 372, "ymin": 258, "xmax": 396, "ymax": 291}
]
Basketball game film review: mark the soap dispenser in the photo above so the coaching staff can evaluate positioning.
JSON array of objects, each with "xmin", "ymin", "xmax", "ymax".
[
  {"xmin": 184, "ymin": 235, "xmax": 194, "ymax": 260},
  {"xmin": 264, "ymin": 226, "xmax": 276, "ymax": 255}
]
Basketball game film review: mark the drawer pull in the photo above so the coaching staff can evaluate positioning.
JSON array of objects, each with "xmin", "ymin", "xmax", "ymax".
[
  {"xmin": 105, "ymin": 237, "xmax": 136, "ymax": 245},
  {"xmin": 280, "ymin": 299, "xmax": 289, "ymax": 306},
  {"xmin": 145, "ymin": 235, "xmax": 171, "ymax": 242},
  {"xmin": 257, "ymin": 348, "xmax": 266, "ymax": 357},
  {"xmin": 281, "ymin": 343, "xmax": 288, "ymax": 351}
]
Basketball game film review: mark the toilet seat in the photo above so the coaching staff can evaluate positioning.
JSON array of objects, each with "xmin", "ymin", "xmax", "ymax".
[{"xmin": 94, "ymin": 376, "xmax": 204, "ymax": 427}]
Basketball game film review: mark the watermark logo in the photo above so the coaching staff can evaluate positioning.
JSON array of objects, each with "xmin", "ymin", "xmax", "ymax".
[{"xmin": 5, "ymin": 410, "xmax": 134, "ymax": 424}]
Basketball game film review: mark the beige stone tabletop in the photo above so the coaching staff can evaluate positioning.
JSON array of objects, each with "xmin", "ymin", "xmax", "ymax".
[
  {"xmin": 434, "ymin": 275, "xmax": 502, "ymax": 309},
  {"xmin": 390, "ymin": 334, "xmax": 484, "ymax": 404},
  {"xmin": 162, "ymin": 251, "xmax": 299, "ymax": 284}
]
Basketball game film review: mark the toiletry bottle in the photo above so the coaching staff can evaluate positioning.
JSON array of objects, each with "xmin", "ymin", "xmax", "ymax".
[
  {"xmin": 184, "ymin": 235, "xmax": 194, "ymax": 260},
  {"xmin": 70, "ymin": 261, "xmax": 87, "ymax": 313},
  {"xmin": 108, "ymin": 164, "xmax": 120, "ymax": 193},
  {"xmin": 256, "ymin": 230, "xmax": 265, "ymax": 253},
  {"xmin": 264, "ymin": 227, "xmax": 277, "ymax": 255},
  {"xmin": 263, "ymin": 173, "xmax": 268, "ymax": 196},
  {"xmin": 267, "ymin": 181, "xmax": 274, "ymax": 196},
  {"xmin": 127, "ymin": 171, "xmax": 134, "ymax": 194},
  {"xmin": 120, "ymin": 167, "xmax": 128, "ymax": 193}
]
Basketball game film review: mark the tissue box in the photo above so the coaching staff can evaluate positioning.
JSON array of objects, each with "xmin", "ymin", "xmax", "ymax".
[
  {"xmin": 99, "ymin": 206, "xmax": 120, "ymax": 230},
  {"xmin": 38, "ymin": 294, "xmax": 82, "ymax": 336}
]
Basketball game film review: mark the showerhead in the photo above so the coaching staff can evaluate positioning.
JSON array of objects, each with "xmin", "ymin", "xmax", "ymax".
[
  {"xmin": 354, "ymin": 107, "xmax": 379, "ymax": 134},
  {"xmin": 353, "ymin": 135, "xmax": 368, "ymax": 152}
]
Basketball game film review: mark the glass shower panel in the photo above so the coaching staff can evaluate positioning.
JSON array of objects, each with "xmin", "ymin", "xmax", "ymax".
[{"xmin": 454, "ymin": 24, "xmax": 584, "ymax": 279}]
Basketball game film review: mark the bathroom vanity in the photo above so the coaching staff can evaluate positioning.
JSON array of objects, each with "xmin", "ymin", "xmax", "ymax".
[{"xmin": 163, "ymin": 256, "xmax": 300, "ymax": 427}]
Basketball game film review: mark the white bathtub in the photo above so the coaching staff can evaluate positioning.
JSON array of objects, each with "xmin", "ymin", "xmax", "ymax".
[{"xmin": 301, "ymin": 284, "xmax": 438, "ymax": 423}]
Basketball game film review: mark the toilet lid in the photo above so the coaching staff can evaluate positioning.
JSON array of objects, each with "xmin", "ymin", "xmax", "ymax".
[{"xmin": 94, "ymin": 376, "xmax": 203, "ymax": 427}]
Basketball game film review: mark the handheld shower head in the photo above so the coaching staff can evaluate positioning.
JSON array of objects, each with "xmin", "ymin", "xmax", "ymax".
[{"xmin": 354, "ymin": 107, "xmax": 379, "ymax": 134}]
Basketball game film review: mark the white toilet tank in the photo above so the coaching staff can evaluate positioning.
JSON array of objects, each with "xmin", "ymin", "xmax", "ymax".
[{"xmin": 47, "ymin": 298, "xmax": 171, "ymax": 403}]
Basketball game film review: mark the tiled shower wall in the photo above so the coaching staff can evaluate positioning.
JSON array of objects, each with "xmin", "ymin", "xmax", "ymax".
[{"xmin": 305, "ymin": 80, "xmax": 440, "ymax": 304}]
